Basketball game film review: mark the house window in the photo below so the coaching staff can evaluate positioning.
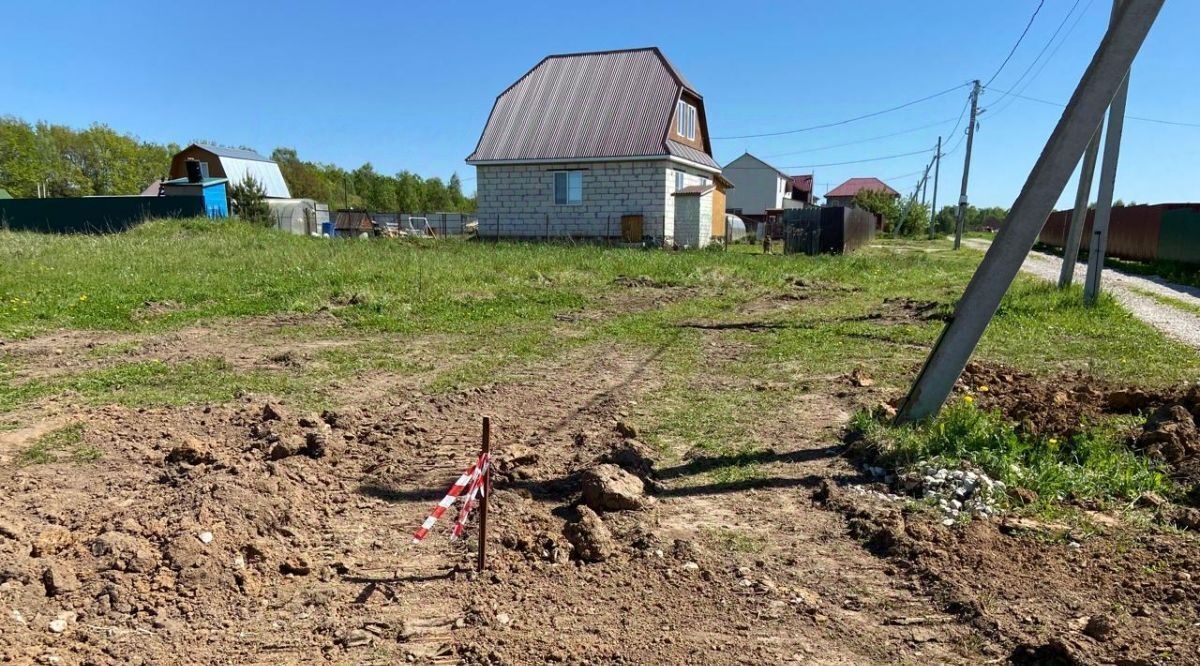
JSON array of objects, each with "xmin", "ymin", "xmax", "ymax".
[
  {"xmin": 676, "ymin": 100, "xmax": 696, "ymax": 141},
  {"xmin": 674, "ymin": 170, "xmax": 686, "ymax": 192},
  {"xmin": 553, "ymin": 171, "xmax": 583, "ymax": 205}
]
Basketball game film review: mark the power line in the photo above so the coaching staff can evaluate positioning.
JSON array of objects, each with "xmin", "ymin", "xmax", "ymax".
[
  {"xmin": 990, "ymin": 0, "xmax": 1084, "ymax": 106},
  {"xmin": 984, "ymin": 0, "xmax": 1047, "ymax": 88},
  {"xmin": 777, "ymin": 146, "xmax": 937, "ymax": 170},
  {"xmin": 983, "ymin": 86, "xmax": 1200, "ymax": 128},
  {"xmin": 760, "ymin": 116, "xmax": 959, "ymax": 158},
  {"xmin": 710, "ymin": 82, "xmax": 971, "ymax": 140},
  {"xmin": 988, "ymin": 0, "xmax": 1095, "ymax": 119}
]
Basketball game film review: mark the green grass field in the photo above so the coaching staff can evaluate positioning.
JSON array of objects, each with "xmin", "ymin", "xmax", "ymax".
[{"xmin": 3, "ymin": 219, "xmax": 1199, "ymax": 504}]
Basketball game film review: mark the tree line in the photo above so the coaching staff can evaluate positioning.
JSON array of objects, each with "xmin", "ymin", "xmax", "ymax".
[
  {"xmin": 0, "ymin": 116, "xmax": 475, "ymax": 212},
  {"xmin": 850, "ymin": 189, "xmax": 1015, "ymax": 237}
]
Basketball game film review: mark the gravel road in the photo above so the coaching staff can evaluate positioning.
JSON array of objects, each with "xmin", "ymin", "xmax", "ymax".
[{"xmin": 963, "ymin": 238, "xmax": 1200, "ymax": 349}]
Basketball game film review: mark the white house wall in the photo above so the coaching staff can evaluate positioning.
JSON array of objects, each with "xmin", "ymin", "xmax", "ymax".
[
  {"xmin": 722, "ymin": 154, "xmax": 785, "ymax": 216},
  {"xmin": 475, "ymin": 160, "xmax": 714, "ymax": 243}
]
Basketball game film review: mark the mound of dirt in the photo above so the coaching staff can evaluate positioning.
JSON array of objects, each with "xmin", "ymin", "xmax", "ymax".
[
  {"xmin": 816, "ymin": 478, "xmax": 1200, "ymax": 666},
  {"xmin": 959, "ymin": 362, "xmax": 1200, "ymax": 494}
]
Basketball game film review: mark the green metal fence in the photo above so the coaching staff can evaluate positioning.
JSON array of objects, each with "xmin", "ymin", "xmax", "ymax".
[{"xmin": 0, "ymin": 196, "xmax": 206, "ymax": 234}]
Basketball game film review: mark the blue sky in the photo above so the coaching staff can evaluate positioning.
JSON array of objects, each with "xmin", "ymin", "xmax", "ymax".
[{"xmin": 2, "ymin": 1, "xmax": 1196, "ymax": 208}]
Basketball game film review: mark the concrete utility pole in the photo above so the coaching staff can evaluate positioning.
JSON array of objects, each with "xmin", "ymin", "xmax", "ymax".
[
  {"xmin": 953, "ymin": 80, "xmax": 982, "ymax": 250},
  {"xmin": 929, "ymin": 136, "xmax": 942, "ymax": 239},
  {"xmin": 1084, "ymin": 1, "xmax": 1133, "ymax": 305},
  {"xmin": 920, "ymin": 165, "xmax": 930, "ymax": 208},
  {"xmin": 1058, "ymin": 124, "xmax": 1103, "ymax": 287},
  {"xmin": 895, "ymin": 0, "xmax": 1163, "ymax": 424},
  {"xmin": 1062, "ymin": 0, "xmax": 1122, "ymax": 289}
]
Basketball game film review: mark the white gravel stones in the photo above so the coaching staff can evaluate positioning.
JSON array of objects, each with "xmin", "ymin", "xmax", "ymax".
[{"xmin": 919, "ymin": 465, "xmax": 1003, "ymax": 523}]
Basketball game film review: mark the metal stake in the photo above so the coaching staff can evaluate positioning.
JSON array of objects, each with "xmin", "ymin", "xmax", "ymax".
[
  {"xmin": 477, "ymin": 416, "xmax": 491, "ymax": 573},
  {"xmin": 895, "ymin": 0, "xmax": 1163, "ymax": 424}
]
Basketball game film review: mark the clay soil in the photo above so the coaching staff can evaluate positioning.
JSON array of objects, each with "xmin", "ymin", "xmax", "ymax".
[{"xmin": 1, "ymin": 326, "xmax": 1199, "ymax": 665}]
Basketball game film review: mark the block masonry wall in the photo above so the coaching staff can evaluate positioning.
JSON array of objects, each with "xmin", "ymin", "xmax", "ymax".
[{"xmin": 474, "ymin": 160, "xmax": 715, "ymax": 243}]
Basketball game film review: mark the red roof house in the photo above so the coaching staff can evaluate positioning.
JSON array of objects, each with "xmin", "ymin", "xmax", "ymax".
[{"xmin": 824, "ymin": 177, "xmax": 899, "ymax": 206}]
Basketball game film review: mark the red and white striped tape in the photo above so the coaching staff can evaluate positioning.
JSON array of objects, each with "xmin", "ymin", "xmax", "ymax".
[
  {"xmin": 451, "ymin": 456, "xmax": 490, "ymax": 540},
  {"xmin": 412, "ymin": 452, "xmax": 490, "ymax": 544}
]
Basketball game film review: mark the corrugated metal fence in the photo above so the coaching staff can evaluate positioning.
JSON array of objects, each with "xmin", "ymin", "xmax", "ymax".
[
  {"xmin": 0, "ymin": 196, "xmax": 206, "ymax": 233},
  {"xmin": 1039, "ymin": 203, "xmax": 1200, "ymax": 264}
]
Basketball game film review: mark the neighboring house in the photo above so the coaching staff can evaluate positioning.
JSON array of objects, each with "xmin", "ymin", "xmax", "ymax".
[
  {"xmin": 466, "ymin": 47, "xmax": 725, "ymax": 245},
  {"xmin": 722, "ymin": 153, "xmax": 793, "ymax": 218},
  {"xmin": 168, "ymin": 143, "xmax": 291, "ymax": 199},
  {"xmin": 824, "ymin": 177, "xmax": 898, "ymax": 208},
  {"xmin": 789, "ymin": 174, "xmax": 815, "ymax": 205}
]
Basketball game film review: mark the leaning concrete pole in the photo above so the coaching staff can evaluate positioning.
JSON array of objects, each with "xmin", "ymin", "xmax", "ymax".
[
  {"xmin": 1083, "ymin": 51, "xmax": 1133, "ymax": 304},
  {"xmin": 1058, "ymin": 124, "xmax": 1103, "ymax": 288},
  {"xmin": 895, "ymin": 0, "xmax": 1163, "ymax": 424},
  {"xmin": 1062, "ymin": 0, "xmax": 1122, "ymax": 289}
]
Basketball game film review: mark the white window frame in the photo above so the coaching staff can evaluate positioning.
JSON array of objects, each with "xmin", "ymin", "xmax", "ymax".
[
  {"xmin": 676, "ymin": 100, "xmax": 696, "ymax": 141},
  {"xmin": 674, "ymin": 170, "xmax": 686, "ymax": 192},
  {"xmin": 553, "ymin": 170, "xmax": 583, "ymax": 205}
]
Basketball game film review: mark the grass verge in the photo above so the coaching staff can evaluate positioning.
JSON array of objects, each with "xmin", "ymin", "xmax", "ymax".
[
  {"xmin": 16, "ymin": 423, "xmax": 98, "ymax": 465},
  {"xmin": 850, "ymin": 401, "xmax": 1171, "ymax": 515}
]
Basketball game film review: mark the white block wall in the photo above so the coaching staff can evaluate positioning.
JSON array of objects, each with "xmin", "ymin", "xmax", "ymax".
[
  {"xmin": 474, "ymin": 160, "xmax": 717, "ymax": 244},
  {"xmin": 672, "ymin": 191, "xmax": 714, "ymax": 249}
]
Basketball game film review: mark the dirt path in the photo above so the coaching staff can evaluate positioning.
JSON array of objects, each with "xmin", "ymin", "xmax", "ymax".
[
  {"xmin": 963, "ymin": 237, "xmax": 1200, "ymax": 349},
  {"xmin": 0, "ymin": 343, "xmax": 1008, "ymax": 664}
]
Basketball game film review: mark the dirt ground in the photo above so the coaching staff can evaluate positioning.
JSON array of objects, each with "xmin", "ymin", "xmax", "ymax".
[{"xmin": 1, "ymin": 320, "xmax": 1199, "ymax": 664}]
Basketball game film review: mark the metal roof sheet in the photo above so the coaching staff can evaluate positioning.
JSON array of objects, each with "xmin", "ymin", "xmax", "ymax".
[
  {"xmin": 671, "ymin": 184, "xmax": 715, "ymax": 196},
  {"xmin": 194, "ymin": 143, "xmax": 273, "ymax": 163},
  {"xmin": 667, "ymin": 141, "xmax": 720, "ymax": 170},
  {"xmin": 219, "ymin": 157, "xmax": 291, "ymax": 198},
  {"xmin": 791, "ymin": 174, "xmax": 814, "ymax": 191},
  {"xmin": 826, "ymin": 177, "xmax": 898, "ymax": 198},
  {"xmin": 468, "ymin": 47, "xmax": 716, "ymax": 168}
]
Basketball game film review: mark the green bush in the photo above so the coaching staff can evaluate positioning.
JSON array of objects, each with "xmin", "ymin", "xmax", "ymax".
[{"xmin": 230, "ymin": 175, "xmax": 269, "ymax": 225}]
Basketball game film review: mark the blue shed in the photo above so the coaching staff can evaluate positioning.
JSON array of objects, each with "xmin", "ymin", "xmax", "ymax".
[{"xmin": 161, "ymin": 176, "xmax": 229, "ymax": 218}]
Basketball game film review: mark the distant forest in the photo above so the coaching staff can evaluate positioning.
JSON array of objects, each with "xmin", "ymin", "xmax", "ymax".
[{"xmin": 0, "ymin": 117, "xmax": 475, "ymax": 212}]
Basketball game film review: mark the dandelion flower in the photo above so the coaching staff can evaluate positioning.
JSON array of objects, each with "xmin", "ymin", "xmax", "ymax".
[
  {"xmin": 1048, "ymin": 437, "xmax": 1058, "ymax": 445},
  {"xmin": 963, "ymin": 395, "xmax": 975, "ymax": 404},
  {"xmin": 978, "ymin": 385, "xmax": 989, "ymax": 392},
  {"xmin": 79, "ymin": 295, "xmax": 88, "ymax": 301}
]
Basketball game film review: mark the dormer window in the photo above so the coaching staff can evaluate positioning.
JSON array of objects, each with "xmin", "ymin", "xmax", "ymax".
[{"xmin": 676, "ymin": 100, "xmax": 696, "ymax": 141}]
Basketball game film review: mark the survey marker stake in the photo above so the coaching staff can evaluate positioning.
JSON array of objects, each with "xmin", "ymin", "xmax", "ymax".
[{"xmin": 478, "ymin": 416, "xmax": 491, "ymax": 572}]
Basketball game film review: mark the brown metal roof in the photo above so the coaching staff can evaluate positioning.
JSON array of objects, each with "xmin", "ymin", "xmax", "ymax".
[
  {"xmin": 666, "ymin": 141, "xmax": 720, "ymax": 170},
  {"xmin": 671, "ymin": 184, "xmax": 716, "ymax": 197},
  {"xmin": 467, "ymin": 47, "xmax": 718, "ymax": 170},
  {"xmin": 826, "ymin": 177, "xmax": 899, "ymax": 198}
]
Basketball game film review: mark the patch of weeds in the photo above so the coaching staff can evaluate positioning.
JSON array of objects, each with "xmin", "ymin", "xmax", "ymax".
[
  {"xmin": 85, "ymin": 340, "xmax": 142, "ymax": 359},
  {"xmin": 709, "ymin": 528, "xmax": 767, "ymax": 554},
  {"xmin": 706, "ymin": 444, "xmax": 768, "ymax": 485},
  {"xmin": 852, "ymin": 400, "xmax": 1171, "ymax": 515},
  {"xmin": 0, "ymin": 419, "xmax": 20, "ymax": 431},
  {"xmin": 16, "ymin": 423, "xmax": 95, "ymax": 465}
]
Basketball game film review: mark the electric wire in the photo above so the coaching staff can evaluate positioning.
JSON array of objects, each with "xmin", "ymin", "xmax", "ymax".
[
  {"xmin": 983, "ymin": 0, "xmax": 1047, "ymax": 88},
  {"xmin": 710, "ymin": 82, "xmax": 971, "ymax": 140}
]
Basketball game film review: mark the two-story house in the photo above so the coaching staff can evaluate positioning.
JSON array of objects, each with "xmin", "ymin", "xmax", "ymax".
[{"xmin": 467, "ymin": 47, "xmax": 730, "ymax": 246}]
